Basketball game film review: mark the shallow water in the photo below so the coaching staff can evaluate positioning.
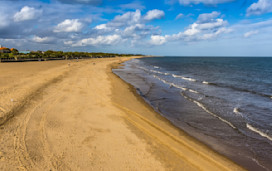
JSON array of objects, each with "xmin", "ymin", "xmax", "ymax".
[{"xmin": 113, "ymin": 57, "xmax": 272, "ymax": 171}]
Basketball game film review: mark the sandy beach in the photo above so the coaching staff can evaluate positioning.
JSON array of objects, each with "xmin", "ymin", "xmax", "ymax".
[{"xmin": 0, "ymin": 57, "xmax": 245, "ymax": 170}]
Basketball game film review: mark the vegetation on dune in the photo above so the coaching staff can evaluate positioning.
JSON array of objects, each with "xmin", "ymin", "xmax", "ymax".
[{"xmin": 0, "ymin": 49, "xmax": 142, "ymax": 61}]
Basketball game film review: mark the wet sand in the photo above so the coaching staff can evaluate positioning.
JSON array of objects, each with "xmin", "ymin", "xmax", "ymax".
[{"xmin": 0, "ymin": 58, "xmax": 245, "ymax": 170}]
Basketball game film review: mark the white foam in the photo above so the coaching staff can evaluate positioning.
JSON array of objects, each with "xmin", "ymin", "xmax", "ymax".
[
  {"xmin": 153, "ymin": 75, "xmax": 171, "ymax": 85},
  {"xmin": 202, "ymin": 81, "xmax": 209, "ymax": 85},
  {"xmin": 154, "ymin": 66, "xmax": 160, "ymax": 69},
  {"xmin": 183, "ymin": 77, "xmax": 196, "ymax": 82},
  {"xmin": 172, "ymin": 74, "xmax": 182, "ymax": 78},
  {"xmin": 171, "ymin": 83, "xmax": 187, "ymax": 91},
  {"xmin": 189, "ymin": 89, "xmax": 199, "ymax": 94},
  {"xmin": 138, "ymin": 66, "xmax": 148, "ymax": 71},
  {"xmin": 192, "ymin": 100, "xmax": 236, "ymax": 129},
  {"xmin": 247, "ymin": 124, "xmax": 272, "ymax": 142},
  {"xmin": 150, "ymin": 69, "xmax": 170, "ymax": 76},
  {"xmin": 233, "ymin": 107, "xmax": 241, "ymax": 115},
  {"xmin": 172, "ymin": 74, "xmax": 196, "ymax": 82}
]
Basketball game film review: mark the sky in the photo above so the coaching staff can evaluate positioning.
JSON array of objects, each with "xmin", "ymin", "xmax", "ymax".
[{"xmin": 0, "ymin": 0, "xmax": 272, "ymax": 56}]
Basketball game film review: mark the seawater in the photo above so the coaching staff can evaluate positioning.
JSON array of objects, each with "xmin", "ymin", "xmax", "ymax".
[{"xmin": 113, "ymin": 57, "xmax": 272, "ymax": 171}]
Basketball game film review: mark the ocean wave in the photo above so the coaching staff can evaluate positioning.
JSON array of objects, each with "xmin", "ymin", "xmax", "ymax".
[
  {"xmin": 153, "ymin": 66, "xmax": 160, "ymax": 69},
  {"xmin": 201, "ymin": 81, "xmax": 271, "ymax": 99},
  {"xmin": 247, "ymin": 124, "xmax": 272, "ymax": 142},
  {"xmin": 153, "ymin": 75, "xmax": 171, "ymax": 85},
  {"xmin": 172, "ymin": 74, "xmax": 197, "ymax": 82},
  {"xmin": 138, "ymin": 66, "xmax": 149, "ymax": 71},
  {"xmin": 150, "ymin": 69, "xmax": 170, "ymax": 75},
  {"xmin": 152, "ymin": 75, "xmax": 189, "ymax": 91},
  {"xmin": 188, "ymin": 89, "xmax": 199, "ymax": 94},
  {"xmin": 181, "ymin": 92, "xmax": 236, "ymax": 129},
  {"xmin": 170, "ymin": 83, "xmax": 187, "ymax": 91},
  {"xmin": 233, "ymin": 107, "xmax": 242, "ymax": 115}
]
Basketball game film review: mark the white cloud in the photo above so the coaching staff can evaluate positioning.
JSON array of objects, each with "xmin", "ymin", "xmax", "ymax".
[
  {"xmin": 54, "ymin": 19, "xmax": 84, "ymax": 32},
  {"xmin": 179, "ymin": 0, "xmax": 234, "ymax": 5},
  {"xmin": 74, "ymin": 34, "xmax": 122, "ymax": 46},
  {"xmin": 95, "ymin": 24, "xmax": 108, "ymax": 30},
  {"xmin": 175, "ymin": 13, "xmax": 184, "ymax": 20},
  {"xmin": 149, "ymin": 11, "xmax": 231, "ymax": 45},
  {"xmin": 32, "ymin": 35, "xmax": 54, "ymax": 44},
  {"xmin": 197, "ymin": 18, "xmax": 226, "ymax": 30},
  {"xmin": 247, "ymin": 0, "xmax": 272, "ymax": 16},
  {"xmin": 123, "ymin": 24, "xmax": 145, "ymax": 35},
  {"xmin": 200, "ymin": 27, "xmax": 232, "ymax": 40},
  {"xmin": 90, "ymin": 9, "xmax": 161, "ymax": 46},
  {"xmin": 108, "ymin": 9, "xmax": 141, "ymax": 27},
  {"xmin": 14, "ymin": 6, "xmax": 42, "ymax": 22},
  {"xmin": 244, "ymin": 30, "xmax": 259, "ymax": 38},
  {"xmin": 150, "ymin": 35, "xmax": 167, "ymax": 45},
  {"xmin": 197, "ymin": 11, "xmax": 220, "ymax": 23},
  {"xmin": 184, "ymin": 23, "xmax": 200, "ymax": 36},
  {"xmin": 144, "ymin": 9, "xmax": 165, "ymax": 21}
]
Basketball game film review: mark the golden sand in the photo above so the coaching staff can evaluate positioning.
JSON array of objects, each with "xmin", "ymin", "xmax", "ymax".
[{"xmin": 0, "ymin": 58, "xmax": 245, "ymax": 170}]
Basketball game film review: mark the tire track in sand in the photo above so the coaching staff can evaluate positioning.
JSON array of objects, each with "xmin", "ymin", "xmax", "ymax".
[{"xmin": 13, "ymin": 63, "xmax": 85, "ymax": 170}]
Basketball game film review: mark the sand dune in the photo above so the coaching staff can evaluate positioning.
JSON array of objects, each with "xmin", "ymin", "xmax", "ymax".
[{"xmin": 0, "ymin": 58, "xmax": 245, "ymax": 170}]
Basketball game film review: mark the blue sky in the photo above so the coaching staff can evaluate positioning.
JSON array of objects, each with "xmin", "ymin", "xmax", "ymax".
[{"xmin": 0, "ymin": 0, "xmax": 272, "ymax": 56}]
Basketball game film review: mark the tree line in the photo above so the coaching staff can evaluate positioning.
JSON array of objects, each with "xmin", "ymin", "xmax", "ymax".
[{"xmin": 0, "ymin": 49, "xmax": 142, "ymax": 60}]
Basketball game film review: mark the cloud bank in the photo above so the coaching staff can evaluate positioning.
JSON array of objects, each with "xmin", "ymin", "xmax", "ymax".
[{"xmin": 247, "ymin": 0, "xmax": 272, "ymax": 16}]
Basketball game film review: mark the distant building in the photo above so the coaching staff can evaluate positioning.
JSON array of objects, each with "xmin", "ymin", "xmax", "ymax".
[{"xmin": 0, "ymin": 46, "xmax": 11, "ymax": 53}]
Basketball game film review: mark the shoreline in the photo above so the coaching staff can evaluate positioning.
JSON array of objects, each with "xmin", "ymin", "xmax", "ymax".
[
  {"xmin": 109, "ymin": 57, "xmax": 245, "ymax": 170},
  {"xmin": 112, "ymin": 57, "xmax": 272, "ymax": 171},
  {"xmin": 0, "ymin": 57, "xmax": 245, "ymax": 170}
]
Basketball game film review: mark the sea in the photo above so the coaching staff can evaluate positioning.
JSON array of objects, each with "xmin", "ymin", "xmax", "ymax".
[{"xmin": 113, "ymin": 57, "xmax": 272, "ymax": 171}]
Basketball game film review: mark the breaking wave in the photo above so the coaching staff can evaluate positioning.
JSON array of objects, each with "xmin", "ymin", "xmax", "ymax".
[
  {"xmin": 181, "ymin": 92, "xmax": 236, "ymax": 129},
  {"xmin": 233, "ymin": 107, "xmax": 242, "ymax": 115},
  {"xmin": 247, "ymin": 124, "xmax": 272, "ymax": 142},
  {"xmin": 150, "ymin": 69, "xmax": 170, "ymax": 75},
  {"xmin": 172, "ymin": 74, "xmax": 197, "ymax": 82}
]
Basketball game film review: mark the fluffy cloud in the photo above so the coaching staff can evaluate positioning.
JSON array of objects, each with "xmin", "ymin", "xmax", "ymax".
[
  {"xmin": 197, "ymin": 11, "xmax": 220, "ymax": 23},
  {"xmin": 179, "ymin": 0, "xmax": 234, "ymax": 5},
  {"xmin": 91, "ymin": 9, "xmax": 161, "ymax": 46},
  {"xmin": 108, "ymin": 9, "xmax": 141, "ymax": 28},
  {"xmin": 57, "ymin": 0, "xmax": 102, "ymax": 5},
  {"xmin": 32, "ymin": 36, "xmax": 55, "ymax": 44},
  {"xmin": 144, "ymin": 9, "xmax": 165, "ymax": 21},
  {"xmin": 247, "ymin": 0, "xmax": 272, "ymax": 16},
  {"xmin": 150, "ymin": 35, "xmax": 167, "ymax": 45},
  {"xmin": 150, "ymin": 11, "xmax": 231, "ymax": 45},
  {"xmin": 73, "ymin": 34, "xmax": 122, "ymax": 46},
  {"xmin": 175, "ymin": 13, "xmax": 184, "ymax": 20},
  {"xmin": 14, "ymin": 6, "xmax": 42, "ymax": 22},
  {"xmin": 95, "ymin": 24, "xmax": 108, "ymax": 30},
  {"xmin": 54, "ymin": 19, "xmax": 84, "ymax": 32}
]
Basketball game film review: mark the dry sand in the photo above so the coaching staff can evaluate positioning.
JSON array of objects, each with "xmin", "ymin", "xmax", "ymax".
[{"xmin": 0, "ymin": 57, "xmax": 245, "ymax": 170}]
